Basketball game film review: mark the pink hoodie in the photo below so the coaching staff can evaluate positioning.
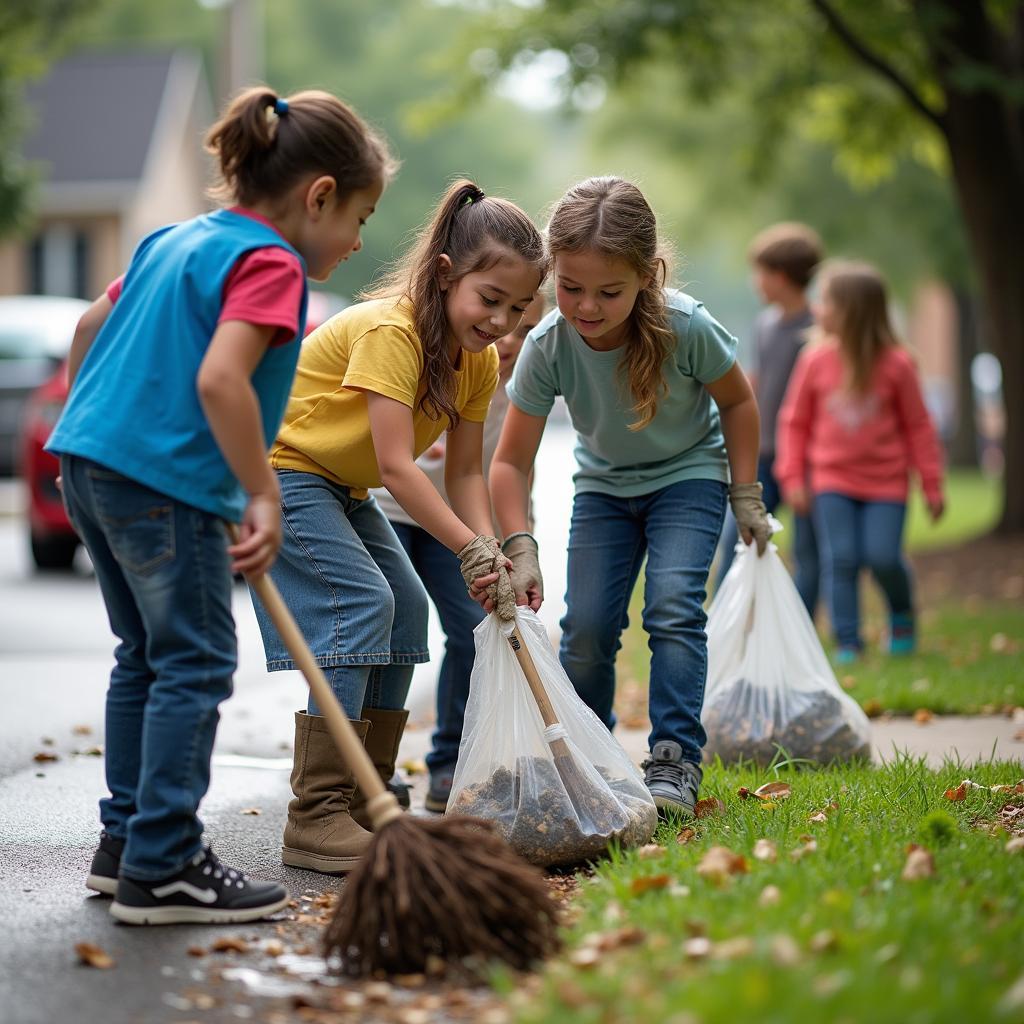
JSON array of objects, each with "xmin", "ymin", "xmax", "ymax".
[{"xmin": 776, "ymin": 341, "xmax": 944, "ymax": 506}]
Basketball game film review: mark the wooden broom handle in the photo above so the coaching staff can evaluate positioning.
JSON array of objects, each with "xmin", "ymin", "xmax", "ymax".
[
  {"xmin": 505, "ymin": 624, "xmax": 560, "ymax": 729},
  {"xmin": 228, "ymin": 526, "xmax": 402, "ymax": 827}
]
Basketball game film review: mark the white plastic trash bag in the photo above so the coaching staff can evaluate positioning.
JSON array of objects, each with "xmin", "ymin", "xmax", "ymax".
[
  {"xmin": 449, "ymin": 608, "xmax": 657, "ymax": 866},
  {"xmin": 702, "ymin": 531, "xmax": 872, "ymax": 765}
]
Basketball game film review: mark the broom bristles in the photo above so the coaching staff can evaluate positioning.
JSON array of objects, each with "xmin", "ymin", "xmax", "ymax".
[{"xmin": 324, "ymin": 814, "xmax": 562, "ymax": 977}]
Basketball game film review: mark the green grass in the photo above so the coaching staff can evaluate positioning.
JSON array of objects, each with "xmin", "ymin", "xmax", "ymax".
[{"xmin": 501, "ymin": 757, "xmax": 1024, "ymax": 1024}]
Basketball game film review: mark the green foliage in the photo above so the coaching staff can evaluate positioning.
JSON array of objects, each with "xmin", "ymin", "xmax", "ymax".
[{"xmin": 0, "ymin": 0, "xmax": 97, "ymax": 236}]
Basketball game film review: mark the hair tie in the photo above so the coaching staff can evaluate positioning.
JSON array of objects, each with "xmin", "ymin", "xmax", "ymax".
[
  {"xmin": 463, "ymin": 186, "xmax": 485, "ymax": 206},
  {"xmin": 274, "ymin": 98, "xmax": 289, "ymax": 116}
]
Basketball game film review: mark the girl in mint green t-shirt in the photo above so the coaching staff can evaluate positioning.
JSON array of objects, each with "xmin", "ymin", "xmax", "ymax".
[{"xmin": 491, "ymin": 176, "xmax": 771, "ymax": 817}]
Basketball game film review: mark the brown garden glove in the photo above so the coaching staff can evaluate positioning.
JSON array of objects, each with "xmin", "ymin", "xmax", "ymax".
[
  {"xmin": 457, "ymin": 534, "xmax": 516, "ymax": 620},
  {"xmin": 729, "ymin": 482, "xmax": 771, "ymax": 555},
  {"xmin": 501, "ymin": 532, "xmax": 544, "ymax": 606}
]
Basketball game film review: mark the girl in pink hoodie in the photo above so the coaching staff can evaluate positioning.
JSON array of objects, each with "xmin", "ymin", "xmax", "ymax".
[{"xmin": 776, "ymin": 261, "xmax": 944, "ymax": 662}]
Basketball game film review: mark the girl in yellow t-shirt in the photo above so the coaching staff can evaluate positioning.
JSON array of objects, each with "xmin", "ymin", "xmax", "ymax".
[{"xmin": 251, "ymin": 179, "xmax": 546, "ymax": 875}]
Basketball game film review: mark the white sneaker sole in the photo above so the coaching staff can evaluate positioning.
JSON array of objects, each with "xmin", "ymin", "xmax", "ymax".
[
  {"xmin": 281, "ymin": 845, "xmax": 362, "ymax": 874},
  {"xmin": 86, "ymin": 874, "xmax": 118, "ymax": 896},
  {"xmin": 109, "ymin": 893, "xmax": 289, "ymax": 925}
]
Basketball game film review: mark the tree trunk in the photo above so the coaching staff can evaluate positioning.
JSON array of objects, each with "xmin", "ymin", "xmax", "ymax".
[{"xmin": 948, "ymin": 289, "xmax": 980, "ymax": 469}]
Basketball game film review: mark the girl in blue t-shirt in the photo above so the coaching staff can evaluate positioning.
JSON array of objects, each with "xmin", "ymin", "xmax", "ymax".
[
  {"xmin": 491, "ymin": 176, "xmax": 771, "ymax": 816},
  {"xmin": 46, "ymin": 86, "xmax": 394, "ymax": 925}
]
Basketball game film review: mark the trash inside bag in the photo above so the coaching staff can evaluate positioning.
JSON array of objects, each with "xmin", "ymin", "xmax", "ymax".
[
  {"xmin": 449, "ymin": 609, "xmax": 657, "ymax": 866},
  {"xmin": 703, "ymin": 530, "xmax": 872, "ymax": 765}
]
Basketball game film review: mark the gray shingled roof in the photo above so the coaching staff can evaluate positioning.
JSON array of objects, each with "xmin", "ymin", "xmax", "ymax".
[{"xmin": 22, "ymin": 51, "xmax": 176, "ymax": 184}]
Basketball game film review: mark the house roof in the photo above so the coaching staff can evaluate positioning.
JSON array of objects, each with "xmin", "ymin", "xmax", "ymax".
[{"xmin": 23, "ymin": 51, "xmax": 184, "ymax": 185}]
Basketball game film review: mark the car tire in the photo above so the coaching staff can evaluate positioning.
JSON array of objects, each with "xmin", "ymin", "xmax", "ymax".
[{"xmin": 31, "ymin": 532, "xmax": 79, "ymax": 571}]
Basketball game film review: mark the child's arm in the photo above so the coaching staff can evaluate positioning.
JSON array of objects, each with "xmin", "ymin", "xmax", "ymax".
[
  {"xmin": 705, "ymin": 363, "xmax": 771, "ymax": 554},
  {"xmin": 197, "ymin": 320, "xmax": 281, "ymax": 576},
  {"xmin": 67, "ymin": 294, "xmax": 114, "ymax": 389},
  {"xmin": 366, "ymin": 393, "xmax": 507, "ymax": 610},
  {"xmin": 444, "ymin": 418, "xmax": 496, "ymax": 537},
  {"xmin": 775, "ymin": 351, "xmax": 815, "ymax": 515},
  {"xmin": 490, "ymin": 404, "xmax": 546, "ymax": 609},
  {"xmin": 894, "ymin": 357, "xmax": 945, "ymax": 521}
]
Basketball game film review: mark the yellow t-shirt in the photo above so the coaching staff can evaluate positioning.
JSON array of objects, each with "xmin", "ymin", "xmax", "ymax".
[{"xmin": 270, "ymin": 296, "xmax": 499, "ymax": 497}]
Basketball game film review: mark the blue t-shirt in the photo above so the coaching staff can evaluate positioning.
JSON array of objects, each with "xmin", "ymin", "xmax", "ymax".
[
  {"xmin": 47, "ymin": 209, "xmax": 307, "ymax": 521},
  {"xmin": 507, "ymin": 290, "xmax": 736, "ymax": 497}
]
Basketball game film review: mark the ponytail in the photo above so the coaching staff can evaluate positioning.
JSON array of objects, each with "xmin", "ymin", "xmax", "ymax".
[
  {"xmin": 205, "ymin": 86, "xmax": 396, "ymax": 207},
  {"xmin": 366, "ymin": 178, "xmax": 546, "ymax": 430}
]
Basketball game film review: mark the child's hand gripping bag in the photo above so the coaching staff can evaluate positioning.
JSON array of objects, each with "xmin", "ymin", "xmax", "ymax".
[
  {"xmin": 702, "ymin": 528, "xmax": 872, "ymax": 765},
  {"xmin": 448, "ymin": 608, "xmax": 657, "ymax": 867}
]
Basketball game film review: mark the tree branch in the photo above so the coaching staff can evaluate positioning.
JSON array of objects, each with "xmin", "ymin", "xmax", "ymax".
[{"xmin": 810, "ymin": 0, "xmax": 946, "ymax": 131}]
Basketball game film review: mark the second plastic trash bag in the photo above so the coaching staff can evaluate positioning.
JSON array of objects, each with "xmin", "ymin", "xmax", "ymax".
[
  {"xmin": 702, "ymin": 528, "xmax": 872, "ymax": 765},
  {"xmin": 448, "ymin": 608, "xmax": 657, "ymax": 867}
]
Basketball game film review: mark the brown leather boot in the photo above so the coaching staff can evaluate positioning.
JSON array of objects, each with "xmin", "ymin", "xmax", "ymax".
[
  {"xmin": 349, "ymin": 707, "xmax": 409, "ymax": 831},
  {"xmin": 281, "ymin": 711, "xmax": 373, "ymax": 874}
]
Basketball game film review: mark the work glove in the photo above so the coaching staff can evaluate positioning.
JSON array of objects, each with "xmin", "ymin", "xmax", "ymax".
[
  {"xmin": 729, "ymin": 482, "xmax": 771, "ymax": 556},
  {"xmin": 501, "ymin": 532, "xmax": 544, "ymax": 607},
  {"xmin": 457, "ymin": 534, "xmax": 516, "ymax": 620}
]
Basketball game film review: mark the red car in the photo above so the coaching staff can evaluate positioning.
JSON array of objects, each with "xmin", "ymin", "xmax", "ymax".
[{"xmin": 19, "ymin": 290, "xmax": 348, "ymax": 570}]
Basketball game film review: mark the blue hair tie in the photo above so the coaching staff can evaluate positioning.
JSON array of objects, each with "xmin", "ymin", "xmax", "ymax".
[{"xmin": 274, "ymin": 98, "xmax": 289, "ymax": 116}]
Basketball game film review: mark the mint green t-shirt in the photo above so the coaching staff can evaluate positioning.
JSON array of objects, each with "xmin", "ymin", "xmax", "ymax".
[{"xmin": 506, "ymin": 290, "xmax": 736, "ymax": 497}]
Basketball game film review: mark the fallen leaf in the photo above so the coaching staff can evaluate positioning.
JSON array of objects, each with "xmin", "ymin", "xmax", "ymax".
[
  {"xmin": 33, "ymin": 752, "xmax": 59, "ymax": 763},
  {"xmin": 694, "ymin": 796, "xmax": 726, "ymax": 818},
  {"xmin": 1005, "ymin": 836, "xmax": 1024, "ymax": 854},
  {"xmin": 363, "ymin": 981, "xmax": 394, "ymax": 1004},
  {"xmin": 737, "ymin": 786, "xmax": 752, "ymax": 799},
  {"xmin": 1013, "ymin": 730, "xmax": 1024, "ymax": 742},
  {"xmin": 676, "ymin": 827, "xmax": 696, "ymax": 844},
  {"xmin": 990, "ymin": 632, "xmax": 1010, "ymax": 653},
  {"xmin": 840, "ymin": 675, "xmax": 857, "ymax": 690},
  {"xmin": 944, "ymin": 781, "xmax": 969, "ymax": 801},
  {"xmin": 990, "ymin": 781, "xmax": 1024, "ymax": 794},
  {"xmin": 770, "ymin": 933, "xmax": 801, "ymax": 966},
  {"xmin": 790, "ymin": 839, "xmax": 818, "ymax": 861},
  {"xmin": 809, "ymin": 930, "xmax": 839, "ymax": 953},
  {"xmin": 713, "ymin": 936, "xmax": 754, "ymax": 960},
  {"xmin": 759, "ymin": 884, "xmax": 782, "ymax": 906},
  {"xmin": 901, "ymin": 845, "xmax": 936, "ymax": 881},
  {"xmin": 72, "ymin": 724, "xmax": 93, "ymax": 736},
  {"xmin": 683, "ymin": 937, "xmax": 712, "ymax": 959},
  {"xmin": 263, "ymin": 941, "xmax": 284, "ymax": 957},
  {"xmin": 753, "ymin": 781, "xmax": 792, "ymax": 801},
  {"xmin": 862, "ymin": 698, "xmax": 884, "ymax": 718},
  {"xmin": 913, "ymin": 708, "xmax": 934, "ymax": 725},
  {"xmin": 75, "ymin": 942, "xmax": 115, "ymax": 969},
  {"xmin": 578, "ymin": 926, "xmax": 646, "ymax": 954},
  {"xmin": 240, "ymin": 807, "xmax": 261, "ymax": 816},
  {"xmin": 397, "ymin": 1008, "xmax": 431, "ymax": 1024},
  {"xmin": 630, "ymin": 874, "xmax": 671, "ymax": 896},
  {"xmin": 186, "ymin": 945, "xmax": 206, "ymax": 957},
  {"xmin": 696, "ymin": 846, "xmax": 748, "ymax": 883},
  {"xmin": 752, "ymin": 838, "xmax": 777, "ymax": 862},
  {"xmin": 636, "ymin": 844, "xmax": 663, "ymax": 860},
  {"xmin": 210, "ymin": 936, "xmax": 249, "ymax": 954},
  {"xmin": 808, "ymin": 811, "xmax": 829, "ymax": 824},
  {"xmin": 399, "ymin": 758, "xmax": 427, "ymax": 776},
  {"xmin": 76, "ymin": 746, "xmax": 103, "ymax": 757}
]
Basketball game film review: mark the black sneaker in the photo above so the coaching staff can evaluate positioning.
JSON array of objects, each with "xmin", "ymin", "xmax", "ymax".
[
  {"xmin": 641, "ymin": 740, "xmax": 703, "ymax": 817},
  {"xmin": 86, "ymin": 831, "xmax": 124, "ymax": 896},
  {"xmin": 424, "ymin": 767, "xmax": 454, "ymax": 814},
  {"xmin": 110, "ymin": 846, "xmax": 289, "ymax": 925},
  {"xmin": 388, "ymin": 772, "xmax": 412, "ymax": 810}
]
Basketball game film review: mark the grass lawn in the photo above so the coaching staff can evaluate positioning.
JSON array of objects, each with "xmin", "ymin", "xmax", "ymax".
[
  {"xmin": 501, "ymin": 757, "xmax": 1024, "ymax": 1024},
  {"xmin": 615, "ymin": 471, "xmax": 1022, "ymax": 717}
]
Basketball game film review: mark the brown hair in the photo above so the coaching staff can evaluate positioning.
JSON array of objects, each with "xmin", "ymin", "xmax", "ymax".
[
  {"xmin": 748, "ymin": 222, "xmax": 823, "ymax": 289},
  {"xmin": 205, "ymin": 86, "xmax": 396, "ymax": 207},
  {"xmin": 821, "ymin": 260, "xmax": 899, "ymax": 393},
  {"xmin": 547, "ymin": 176, "xmax": 674, "ymax": 431},
  {"xmin": 365, "ymin": 179, "xmax": 546, "ymax": 429}
]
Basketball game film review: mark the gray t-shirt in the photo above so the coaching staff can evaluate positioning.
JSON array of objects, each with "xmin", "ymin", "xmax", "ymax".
[
  {"xmin": 752, "ymin": 306, "xmax": 813, "ymax": 458},
  {"xmin": 507, "ymin": 290, "xmax": 736, "ymax": 497}
]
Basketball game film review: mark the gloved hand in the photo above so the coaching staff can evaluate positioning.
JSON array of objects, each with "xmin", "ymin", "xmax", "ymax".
[
  {"xmin": 501, "ymin": 532, "xmax": 544, "ymax": 608},
  {"xmin": 457, "ymin": 534, "xmax": 516, "ymax": 620},
  {"xmin": 729, "ymin": 482, "xmax": 771, "ymax": 555}
]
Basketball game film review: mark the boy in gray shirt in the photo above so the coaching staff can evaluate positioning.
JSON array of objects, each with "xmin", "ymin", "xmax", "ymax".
[{"xmin": 715, "ymin": 223, "xmax": 822, "ymax": 614}]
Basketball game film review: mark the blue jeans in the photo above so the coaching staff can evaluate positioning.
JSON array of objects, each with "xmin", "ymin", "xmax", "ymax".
[
  {"xmin": 60, "ymin": 456, "xmax": 235, "ymax": 880},
  {"xmin": 391, "ymin": 522, "xmax": 485, "ymax": 772},
  {"xmin": 715, "ymin": 454, "xmax": 820, "ymax": 614},
  {"xmin": 251, "ymin": 471, "xmax": 429, "ymax": 720},
  {"xmin": 813, "ymin": 492, "xmax": 913, "ymax": 649},
  {"xmin": 559, "ymin": 479, "xmax": 727, "ymax": 764}
]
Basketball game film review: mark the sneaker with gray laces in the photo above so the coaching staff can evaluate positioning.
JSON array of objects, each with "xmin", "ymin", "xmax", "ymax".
[{"xmin": 641, "ymin": 740, "xmax": 703, "ymax": 816}]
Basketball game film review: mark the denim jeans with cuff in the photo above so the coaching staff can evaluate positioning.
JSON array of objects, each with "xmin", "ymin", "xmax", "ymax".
[
  {"xmin": 251, "ymin": 471, "xmax": 429, "ymax": 720},
  {"xmin": 60, "ymin": 455, "xmax": 235, "ymax": 881},
  {"xmin": 559, "ymin": 478, "xmax": 727, "ymax": 765}
]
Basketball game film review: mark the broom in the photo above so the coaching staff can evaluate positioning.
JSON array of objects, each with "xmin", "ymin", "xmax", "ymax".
[{"xmin": 238, "ymin": 535, "xmax": 561, "ymax": 977}]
